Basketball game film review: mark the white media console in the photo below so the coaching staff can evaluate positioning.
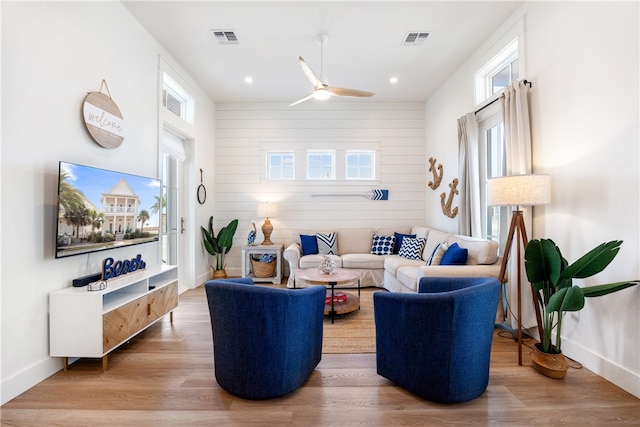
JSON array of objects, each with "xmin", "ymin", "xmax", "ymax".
[{"xmin": 49, "ymin": 264, "xmax": 178, "ymax": 370}]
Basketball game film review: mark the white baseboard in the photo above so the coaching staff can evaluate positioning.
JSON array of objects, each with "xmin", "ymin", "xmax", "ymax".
[
  {"xmin": 1, "ymin": 356, "xmax": 61, "ymax": 406},
  {"xmin": 562, "ymin": 338, "xmax": 640, "ymax": 398}
]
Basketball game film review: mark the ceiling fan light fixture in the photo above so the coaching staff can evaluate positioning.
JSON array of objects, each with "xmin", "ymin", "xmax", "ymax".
[
  {"xmin": 313, "ymin": 89, "xmax": 331, "ymax": 101},
  {"xmin": 290, "ymin": 34, "xmax": 374, "ymax": 107}
]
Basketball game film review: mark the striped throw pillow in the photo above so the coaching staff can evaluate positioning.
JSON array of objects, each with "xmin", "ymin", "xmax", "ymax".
[
  {"xmin": 398, "ymin": 237, "xmax": 426, "ymax": 260},
  {"xmin": 317, "ymin": 232, "xmax": 338, "ymax": 255}
]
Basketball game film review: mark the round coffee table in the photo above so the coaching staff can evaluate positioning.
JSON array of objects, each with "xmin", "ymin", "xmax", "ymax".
[{"xmin": 294, "ymin": 267, "xmax": 360, "ymax": 323}]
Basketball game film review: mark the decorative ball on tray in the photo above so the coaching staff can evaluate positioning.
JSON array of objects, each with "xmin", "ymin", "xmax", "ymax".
[{"xmin": 318, "ymin": 255, "xmax": 338, "ymax": 275}]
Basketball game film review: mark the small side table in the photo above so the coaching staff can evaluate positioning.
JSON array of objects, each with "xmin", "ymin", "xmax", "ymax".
[
  {"xmin": 294, "ymin": 268, "xmax": 360, "ymax": 323},
  {"xmin": 241, "ymin": 244, "xmax": 283, "ymax": 284}
]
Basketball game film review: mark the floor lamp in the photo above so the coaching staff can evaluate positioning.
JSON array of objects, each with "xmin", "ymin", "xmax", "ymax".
[{"xmin": 487, "ymin": 174, "xmax": 550, "ymax": 365}]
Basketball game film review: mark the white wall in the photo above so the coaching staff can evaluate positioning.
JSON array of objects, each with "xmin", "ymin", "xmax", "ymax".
[
  {"xmin": 214, "ymin": 103, "xmax": 426, "ymax": 277},
  {"xmin": 0, "ymin": 2, "xmax": 215, "ymax": 404},
  {"xmin": 425, "ymin": 1, "xmax": 639, "ymax": 396}
]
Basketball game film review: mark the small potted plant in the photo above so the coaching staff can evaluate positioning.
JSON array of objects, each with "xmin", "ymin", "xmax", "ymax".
[
  {"xmin": 524, "ymin": 239, "xmax": 638, "ymax": 378},
  {"xmin": 201, "ymin": 217, "xmax": 238, "ymax": 279}
]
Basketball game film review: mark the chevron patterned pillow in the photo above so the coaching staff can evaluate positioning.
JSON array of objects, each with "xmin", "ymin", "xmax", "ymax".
[
  {"xmin": 317, "ymin": 232, "xmax": 338, "ymax": 255},
  {"xmin": 398, "ymin": 237, "xmax": 426, "ymax": 260}
]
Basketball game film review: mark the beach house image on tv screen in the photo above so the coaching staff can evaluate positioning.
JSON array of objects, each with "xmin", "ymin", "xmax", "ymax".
[{"xmin": 56, "ymin": 161, "xmax": 162, "ymax": 259}]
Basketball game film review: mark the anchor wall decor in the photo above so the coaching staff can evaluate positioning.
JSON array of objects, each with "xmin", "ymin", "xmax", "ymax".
[
  {"xmin": 427, "ymin": 157, "xmax": 443, "ymax": 190},
  {"xmin": 440, "ymin": 178, "xmax": 459, "ymax": 219}
]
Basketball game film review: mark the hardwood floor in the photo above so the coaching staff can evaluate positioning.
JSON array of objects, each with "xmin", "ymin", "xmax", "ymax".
[{"xmin": 1, "ymin": 284, "xmax": 638, "ymax": 427}]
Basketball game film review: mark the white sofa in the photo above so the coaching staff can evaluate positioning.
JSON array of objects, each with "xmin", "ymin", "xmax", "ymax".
[{"xmin": 283, "ymin": 226, "xmax": 501, "ymax": 292}]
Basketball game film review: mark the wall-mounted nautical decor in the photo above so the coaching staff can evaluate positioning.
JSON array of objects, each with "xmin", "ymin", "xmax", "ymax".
[
  {"xmin": 440, "ymin": 178, "xmax": 459, "ymax": 218},
  {"xmin": 197, "ymin": 169, "xmax": 207, "ymax": 204},
  {"xmin": 82, "ymin": 79, "xmax": 125, "ymax": 149},
  {"xmin": 311, "ymin": 189, "xmax": 389, "ymax": 200},
  {"xmin": 428, "ymin": 157, "xmax": 443, "ymax": 190}
]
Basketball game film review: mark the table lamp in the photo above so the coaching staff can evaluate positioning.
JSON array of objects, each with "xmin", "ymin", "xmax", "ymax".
[
  {"xmin": 257, "ymin": 202, "xmax": 278, "ymax": 245},
  {"xmin": 487, "ymin": 174, "xmax": 550, "ymax": 365}
]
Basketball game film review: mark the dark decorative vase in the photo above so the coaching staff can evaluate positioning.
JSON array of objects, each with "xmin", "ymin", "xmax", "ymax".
[{"xmin": 530, "ymin": 343, "xmax": 569, "ymax": 379}]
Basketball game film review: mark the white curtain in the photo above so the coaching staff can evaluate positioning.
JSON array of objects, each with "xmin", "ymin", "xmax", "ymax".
[
  {"xmin": 457, "ymin": 113, "xmax": 482, "ymax": 237},
  {"xmin": 163, "ymin": 130, "xmax": 186, "ymax": 162},
  {"xmin": 501, "ymin": 80, "xmax": 537, "ymax": 333}
]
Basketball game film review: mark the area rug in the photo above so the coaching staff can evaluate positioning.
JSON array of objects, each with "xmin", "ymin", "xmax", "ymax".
[{"xmin": 321, "ymin": 287, "xmax": 383, "ymax": 354}]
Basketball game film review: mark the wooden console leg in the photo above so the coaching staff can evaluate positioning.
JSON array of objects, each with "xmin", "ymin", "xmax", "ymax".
[
  {"xmin": 62, "ymin": 357, "xmax": 68, "ymax": 371},
  {"xmin": 170, "ymin": 311, "xmax": 173, "ymax": 323},
  {"xmin": 102, "ymin": 355, "xmax": 108, "ymax": 371}
]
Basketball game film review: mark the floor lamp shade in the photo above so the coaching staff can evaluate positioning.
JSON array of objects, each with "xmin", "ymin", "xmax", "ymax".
[
  {"xmin": 257, "ymin": 202, "xmax": 278, "ymax": 245},
  {"xmin": 487, "ymin": 174, "xmax": 551, "ymax": 207},
  {"xmin": 486, "ymin": 174, "xmax": 550, "ymax": 366}
]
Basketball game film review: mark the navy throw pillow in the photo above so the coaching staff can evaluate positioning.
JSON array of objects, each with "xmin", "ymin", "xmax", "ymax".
[
  {"xmin": 440, "ymin": 242, "xmax": 468, "ymax": 265},
  {"xmin": 300, "ymin": 234, "xmax": 319, "ymax": 256},
  {"xmin": 371, "ymin": 235, "xmax": 395, "ymax": 255},
  {"xmin": 393, "ymin": 232, "xmax": 416, "ymax": 254}
]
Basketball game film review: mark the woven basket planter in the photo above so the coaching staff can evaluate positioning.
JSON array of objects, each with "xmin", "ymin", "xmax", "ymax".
[{"xmin": 530, "ymin": 343, "xmax": 569, "ymax": 379}]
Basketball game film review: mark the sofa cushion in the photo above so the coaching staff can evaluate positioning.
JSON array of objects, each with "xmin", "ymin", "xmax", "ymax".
[
  {"xmin": 375, "ymin": 226, "xmax": 411, "ymax": 237},
  {"xmin": 398, "ymin": 237, "xmax": 426, "ymax": 260},
  {"xmin": 317, "ymin": 232, "xmax": 338, "ymax": 255},
  {"xmin": 393, "ymin": 232, "xmax": 416, "ymax": 254},
  {"xmin": 448, "ymin": 235, "xmax": 499, "ymax": 265},
  {"xmin": 300, "ymin": 234, "xmax": 319, "ymax": 256},
  {"xmin": 423, "ymin": 229, "xmax": 452, "ymax": 260},
  {"xmin": 383, "ymin": 255, "xmax": 406, "ymax": 276},
  {"xmin": 440, "ymin": 242, "xmax": 468, "ymax": 265},
  {"xmin": 299, "ymin": 254, "xmax": 342, "ymax": 269},
  {"xmin": 411, "ymin": 226, "xmax": 430, "ymax": 240},
  {"xmin": 396, "ymin": 264, "xmax": 424, "ymax": 291},
  {"xmin": 426, "ymin": 242, "xmax": 448, "ymax": 265},
  {"xmin": 371, "ymin": 235, "xmax": 395, "ymax": 255},
  {"xmin": 384, "ymin": 255, "xmax": 424, "ymax": 282},
  {"xmin": 336, "ymin": 228, "xmax": 375, "ymax": 255},
  {"xmin": 292, "ymin": 229, "xmax": 332, "ymax": 245},
  {"xmin": 342, "ymin": 253, "xmax": 386, "ymax": 269}
]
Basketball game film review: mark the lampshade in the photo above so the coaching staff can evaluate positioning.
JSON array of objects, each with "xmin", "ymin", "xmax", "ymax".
[
  {"xmin": 487, "ymin": 174, "xmax": 551, "ymax": 207},
  {"xmin": 257, "ymin": 202, "xmax": 278, "ymax": 218}
]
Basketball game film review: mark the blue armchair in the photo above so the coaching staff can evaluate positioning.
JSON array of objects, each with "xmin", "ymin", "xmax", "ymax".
[
  {"xmin": 374, "ymin": 276, "xmax": 501, "ymax": 403},
  {"xmin": 204, "ymin": 278, "xmax": 325, "ymax": 399}
]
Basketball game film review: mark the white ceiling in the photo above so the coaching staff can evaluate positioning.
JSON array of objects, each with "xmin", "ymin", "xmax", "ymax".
[{"xmin": 123, "ymin": 1, "xmax": 523, "ymax": 105}]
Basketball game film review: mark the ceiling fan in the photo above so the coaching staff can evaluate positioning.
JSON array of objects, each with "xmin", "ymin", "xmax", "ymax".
[{"xmin": 289, "ymin": 34, "xmax": 375, "ymax": 106}]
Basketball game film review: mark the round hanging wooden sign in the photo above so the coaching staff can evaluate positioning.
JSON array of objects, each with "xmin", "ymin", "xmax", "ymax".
[{"xmin": 82, "ymin": 91, "xmax": 125, "ymax": 149}]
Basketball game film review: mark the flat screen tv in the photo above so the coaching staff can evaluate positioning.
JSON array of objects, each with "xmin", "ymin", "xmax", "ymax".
[{"xmin": 55, "ymin": 161, "xmax": 162, "ymax": 259}]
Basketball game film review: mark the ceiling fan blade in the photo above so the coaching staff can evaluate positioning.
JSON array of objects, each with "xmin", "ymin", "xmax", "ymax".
[
  {"xmin": 298, "ymin": 56, "xmax": 323, "ymax": 89},
  {"xmin": 288, "ymin": 92, "xmax": 315, "ymax": 107},
  {"xmin": 327, "ymin": 86, "xmax": 375, "ymax": 97}
]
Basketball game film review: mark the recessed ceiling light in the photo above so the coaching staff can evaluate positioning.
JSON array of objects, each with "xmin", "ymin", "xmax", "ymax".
[
  {"xmin": 244, "ymin": 76, "xmax": 253, "ymax": 84},
  {"xmin": 389, "ymin": 77, "xmax": 398, "ymax": 84}
]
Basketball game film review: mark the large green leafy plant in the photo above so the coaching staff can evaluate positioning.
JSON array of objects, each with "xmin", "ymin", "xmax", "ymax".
[
  {"xmin": 524, "ymin": 239, "xmax": 638, "ymax": 354},
  {"xmin": 201, "ymin": 217, "xmax": 238, "ymax": 271}
]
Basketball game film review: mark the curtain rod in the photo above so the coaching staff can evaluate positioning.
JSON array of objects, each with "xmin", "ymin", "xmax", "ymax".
[{"xmin": 474, "ymin": 80, "xmax": 532, "ymax": 115}]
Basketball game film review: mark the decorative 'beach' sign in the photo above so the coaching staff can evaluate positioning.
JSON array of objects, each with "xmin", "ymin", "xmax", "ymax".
[
  {"xmin": 82, "ymin": 80, "xmax": 125, "ymax": 149},
  {"xmin": 102, "ymin": 254, "xmax": 146, "ymax": 280}
]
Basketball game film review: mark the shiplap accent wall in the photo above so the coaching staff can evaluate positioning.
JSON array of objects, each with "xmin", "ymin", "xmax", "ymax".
[{"xmin": 214, "ymin": 103, "xmax": 426, "ymax": 276}]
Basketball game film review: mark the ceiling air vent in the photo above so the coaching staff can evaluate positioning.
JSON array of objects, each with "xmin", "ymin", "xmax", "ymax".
[
  {"xmin": 402, "ymin": 32, "xmax": 430, "ymax": 46},
  {"xmin": 212, "ymin": 30, "xmax": 239, "ymax": 45}
]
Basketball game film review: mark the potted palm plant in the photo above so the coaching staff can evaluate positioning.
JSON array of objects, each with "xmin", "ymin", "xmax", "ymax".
[
  {"xmin": 524, "ymin": 239, "xmax": 638, "ymax": 378},
  {"xmin": 201, "ymin": 217, "xmax": 238, "ymax": 279}
]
